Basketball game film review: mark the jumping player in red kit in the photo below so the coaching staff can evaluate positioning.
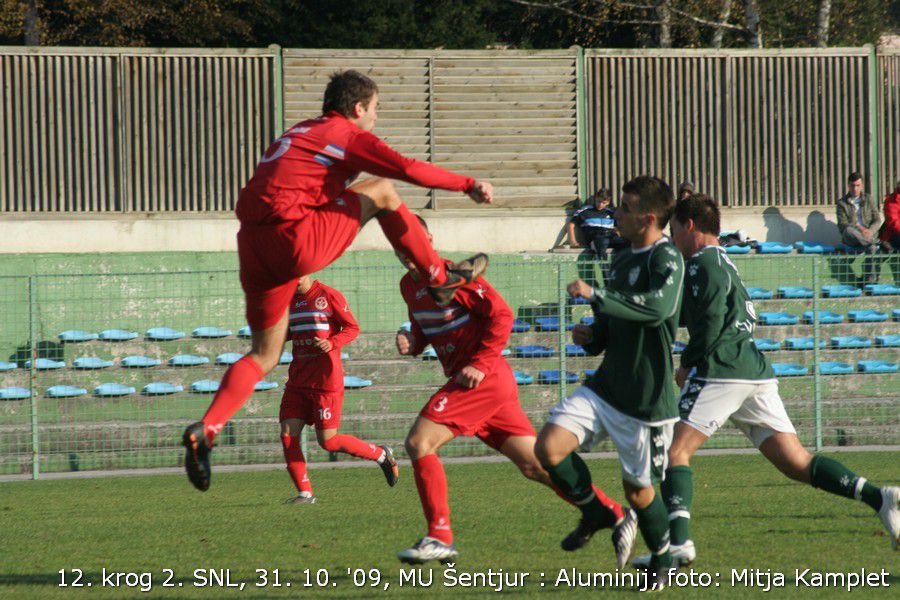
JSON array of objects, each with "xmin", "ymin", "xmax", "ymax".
[
  {"xmin": 393, "ymin": 217, "xmax": 636, "ymax": 565},
  {"xmin": 279, "ymin": 276, "xmax": 399, "ymax": 504},
  {"xmin": 183, "ymin": 70, "xmax": 493, "ymax": 491}
]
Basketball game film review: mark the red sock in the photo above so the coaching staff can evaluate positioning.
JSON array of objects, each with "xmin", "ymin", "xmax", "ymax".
[
  {"xmin": 201, "ymin": 356, "xmax": 264, "ymax": 443},
  {"xmin": 281, "ymin": 435, "xmax": 312, "ymax": 494},
  {"xmin": 551, "ymin": 483, "xmax": 625, "ymax": 523},
  {"xmin": 412, "ymin": 454, "xmax": 452, "ymax": 544},
  {"xmin": 319, "ymin": 434, "xmax": 383, "ymax": 461},
  {"xmin": 377, "ymin": 204, "xmax": 447, "ymax": 285}
]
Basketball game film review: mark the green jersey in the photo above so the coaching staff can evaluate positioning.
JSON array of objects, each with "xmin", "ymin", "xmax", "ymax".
[
  {"xmin": 582, "ymin": 238, "xmax": 684, "ymax": 424},
  {"xmin": 680, "ymin": 245, "xmax": 774, "ymax": 381}
]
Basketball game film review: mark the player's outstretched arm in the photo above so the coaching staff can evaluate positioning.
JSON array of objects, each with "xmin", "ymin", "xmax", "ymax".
[{"xmin": 328, "ymin": 289, "xmax": 361, "ymax": 350}]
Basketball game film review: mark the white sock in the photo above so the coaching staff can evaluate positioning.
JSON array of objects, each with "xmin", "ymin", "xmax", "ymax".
[{"xmin": 376, "ymin": 450, "xmax": 386, "ymax": 464}]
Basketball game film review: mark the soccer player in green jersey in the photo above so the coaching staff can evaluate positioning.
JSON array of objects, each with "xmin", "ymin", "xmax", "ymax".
[
  {"xmin": 632, "ymin": 194, "xmax": 899, "ymax": 567},
  {"xmin": 535, "ymin": 176, "xmax": 684, "ymax": 592}
]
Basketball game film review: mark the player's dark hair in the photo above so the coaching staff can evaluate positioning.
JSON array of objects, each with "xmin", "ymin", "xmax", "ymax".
[
  {"xmin": 322, "ymin": 70, "xmax": 379, "ymax": 118},
  {"xmin": 673, "ymin": 193, "xmax": 721, "ymax": 236},
  {"xmin": 415, "ymin": 214, "xmax": 429, "ymax": 230},
  {"xmin": 621, "ymin": 175, "xmax": 675, "ymax": 229},
  {"xmin": 595, "ymin": 188, "xmax": 612, "ymax": 203},
  {"xmin": 848, "ymin": 171, "xmax": 863, "ymax": 184}
]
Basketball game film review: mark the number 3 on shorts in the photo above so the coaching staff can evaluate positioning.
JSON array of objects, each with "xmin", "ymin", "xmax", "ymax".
[{"xmin": 433, "ymin": 396, "xmax": 449, "ymax": 413}]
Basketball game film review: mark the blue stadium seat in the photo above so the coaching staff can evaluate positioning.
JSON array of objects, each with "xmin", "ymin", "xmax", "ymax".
[
  {"xmin": 829, "ymin": 336, "xmax": 872, "ymax": 349},
  {"xmin": 215, "ymin": 353, "xmax": 243, "ymax": 365},
  {"xmin": 847, "ymin": 310, "xmax": 888, "ymax": 323},
  {"xmin": 145, "ymin": 327, "xmax": 186, "ymax": 341},
  {"xmin": 875, "ymin": 334, "xmax": 900, "ymax": 348},
  {"xmin": 94, "ymin": 383, "xmax": 136, "ymax": 397},
  {"xmin": 803, "ymin": 311, "xmax": 844, "ymax": 324},
  {"xmin": 673, "ymin": 341, "xmax": 686, "ymax": 354},
  {"xmin": 168, "ymin": 355, "xmax": 210, "ymax": 367},
  {"xmin": 47, "ymin": 385, "xmax": 88, "ymax": 398},
  {"xmin": 757, "ymin": 242, "xmax": 793, "ymax": 254},
  {"xmin": 254, "ymin": 381, "xmax": 279, "ymax": 391},
  {"xmin": 142, "ymin": 383, "xmax": 183, "ymax": 395},
  {"xmin": 279, "ymin": 351, "xmax": 292, "ymax": 364},
  {"xmin": 0, "ymin": 387, "xmax": 31, "ymax": 399},
  {"xmin": 514, "ymin": 371, "xmax": 534, "ymax": 385},
  {"xmin": 99, "ymin": 329, "xmax": 139, "ymax": 341},
  {"xmin": 25, "ymin": 358, "xmax": 66, "ymax": 370},
  {"xmin": 565, "ymin": 344, "xmax": 587, "ymax": 357},
  {"xmin": 421, "ymin": 346, "xmax": 438, "ymax": 360},
  {"xmin": 864, "ymin": 283, "xmax": 900, "ymax": 296},
  {"xmin": 821, "ymin": 285, "xmax": 861, "ymax": 298},
  {"xmin": 58, "ymin": 330, "xmax": 99, "ymax": 342},
  {"xmin": 794, "ymin": 241, "xmax": 836, "ymax": 254},
  {"xmin": 772, "ymin": 363, "xmax": 808, "ymax": 377},
  {"xmin": 501, "ymin": 348, "xmax": 511, "ymax": 357},
  {"xmin": 778, "ymin": 286, "xmax": 814, "ymax": 299},
  {"xmin": 725, "ymin": 245, "xmax": 751, "ymax": 254},
  {"xmin": 857, "ymin": 360, "xmax": 899, "ymax": 374},
  {"xmin": 817, "ymin": 362, "xmax": 854, "ymax": 375},
  {"xmin": 344, "ymin": 376, "xmax": 373, "ymax": 388},
  {"xmin": 535, "ymin": 317, "xmax": 574, "ymax": 332},
  {"xmin": 580, "ymin": 316, "xmax": 595, "ymax": 325},
  {"xmin": 192, "ymin": 326, "xmax": 232, "ymax": 338},
  {"xmin": 584, "ymin": 369, "xmax": 596, "ymax": 380},
  {"xmin": 894, "ymin": 309, "xmax": 900, "ymax": 321},
  {"xmin": 191, "ymin": 380, "xmax": 220, "ymax": 393},
  {"xmin": 512, "ymin": 319, "xmax": 531, "ymax": 332},
  {"xmin": 121, "ymin": 355, "xmax": 162, "ymax": 368},
  {"xmin": 513, "ymin": 345, "xmax": 555, "ymax": 358},
  {"xmin": 759, "ymin": 312, "xmax": 800, "ymax": 325},
  {"xmin": 0, "ymin": 361, "xmax": 17, "ymax": 371},
  {"xmin": 753, "ymin": 338, "xmax": 781, "ymax": 351},
  {"xmin": 537, "ymin": 370, "xmax": 579, "ymax": 384},
  {"xmin": 238, "ymin": 326, "xmax": 252, "ymax": 338},
  {"xmin": 569, "ymin": 296, "xmax": 590, "ymax": 305},
  {"xmin": 747, "ymin": 287, "xmax": 774, "ymax": 300},
  {"xmin": 785, "ymin": 337, "xmax": 824, "ymax": 350},
  {"xmin": 73, "ymin": 357, "xmax": 114, "ymax": 370}
]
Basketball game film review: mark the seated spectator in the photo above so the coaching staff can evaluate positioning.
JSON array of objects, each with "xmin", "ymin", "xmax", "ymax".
[
  {"xmin": 677, "ymin": 180, "xmax": 695, "ymax": 202},
  {"xmin": 836, "ymin": 171, "xmax": 881, "ymax": 284},
  {"xmin": 880, "ymin": 180, "xmax": 900, "ymax": 252},
  {"xmin": 566, "ymin": 188, "xmax": 623, "ymax": 256}
]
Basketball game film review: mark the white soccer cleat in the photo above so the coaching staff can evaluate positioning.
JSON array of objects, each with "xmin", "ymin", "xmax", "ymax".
[
  {"xmin": 631, "ymin": 540, "xmax": 696, "ymax": 569},
  {"xmin": 878, "ymin": 486, "xmax": 900, "ymax": 551},
  {"xmin": 397, "ymin": 537, "xmax": 459, "ymax": 565},
  {"xmin": 612, "ymin": 508, "xmax": 639, "ymax": 569}
]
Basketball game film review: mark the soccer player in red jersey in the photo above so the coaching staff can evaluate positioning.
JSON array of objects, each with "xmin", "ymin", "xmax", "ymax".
[
  {"xmin": 280, "ymin": 276, "xmax": 399, "ymax": 504},
  {"xmin": 393, "ymin": 218, "xmax": 635, "ymax": 565},
  {"xmin": 183, "ymin": 70, "xmax": 493, "ymax": 491}
]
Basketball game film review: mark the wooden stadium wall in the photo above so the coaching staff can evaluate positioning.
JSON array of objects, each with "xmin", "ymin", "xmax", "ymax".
[
  {"xmin": 879, "ymin": 49, "xmax": 900, "ymax": 197},
  {"xmin": 281, "ymin": 49, "xmax": 580, "ymax": 209},
  {"xmin": 586, "ymin": 48, "xmax": 883, "ymax": 207},
  {"xmin": 0, "ymin": 47, "xmax": 276, "ymax": 213}
]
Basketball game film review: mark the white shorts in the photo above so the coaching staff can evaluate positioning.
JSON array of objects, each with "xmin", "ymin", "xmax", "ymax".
[
  {"xmin": 548, "ymin": 385, "xmax": 675, "ymax": 488},
  {"xmin": 678, "ymin": 378, "xmax": 796, "ymax": 447}
]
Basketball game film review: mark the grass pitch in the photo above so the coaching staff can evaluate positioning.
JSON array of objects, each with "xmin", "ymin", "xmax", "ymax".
[{"xmin": 2, "ymin": 452, "xmax": 898, "ymax": 599}]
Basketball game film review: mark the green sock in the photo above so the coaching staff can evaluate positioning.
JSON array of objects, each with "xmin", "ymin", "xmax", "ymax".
[
  {"xmin": 546, "ymin": 453, "xmax": 615, "ymax": 527},
  {"xmin": 635, "ymin": 493, "xmax": 673, "ymax": 571},
  {"xmin": 661, "ymin": 466, "xmax": 693, "ymax": 545},
  {"xmin": 810, "ymin": 455, "xmax": 882, "ymax": 511}
]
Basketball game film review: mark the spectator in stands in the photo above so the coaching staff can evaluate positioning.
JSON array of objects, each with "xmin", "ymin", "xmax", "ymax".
[
  {"xmin": 880, "ymin": 180, "xmax": 900, "ymax": 252},
  {"xmin": 836, "ymin": 172, "xmax": 881, "ymax": 284},
  {"xmin": 567, "ymin": 188, "xmax": 624, "ymax": 288},
  {"xmin": 678, "ymin": 181, "xmax": 695, "ymax": 202}
]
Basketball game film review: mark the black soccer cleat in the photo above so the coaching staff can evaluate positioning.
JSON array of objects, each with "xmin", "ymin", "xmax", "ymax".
[
  {"xmin": 428, "ymin": 253, "xmax": 490, "ymax": 306},
  {"xmin": 561, "ymin": 517, "xmax": 604, "ymax": 552},
  {"xmin": 182, "ymin": 421, "xmax": 211, "ymax": 492},
  {"xmin": 378, "ymin": 444, "xmax": 400, "ymax": 487}
]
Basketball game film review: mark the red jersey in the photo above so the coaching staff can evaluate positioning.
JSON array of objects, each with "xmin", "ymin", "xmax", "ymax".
[
  {"xmin": 882, "ymin": 192, "xmax": 900, "ymax": 243},
  {"xmin": 285, "ymin": 280, "xmax": 359, "ymax": 392},
  {"xmin": 399, "ymin": 266, "xmax": 513, "ymax": 378},
  {"xmin": 236, "ymin": 112, "xmax": 475, "ymax": 225}
]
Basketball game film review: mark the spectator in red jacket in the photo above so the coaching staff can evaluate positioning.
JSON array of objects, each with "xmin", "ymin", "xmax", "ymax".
[{"xmin": 881, "ymin": 180, "xmax": 900, "ymax": 252}]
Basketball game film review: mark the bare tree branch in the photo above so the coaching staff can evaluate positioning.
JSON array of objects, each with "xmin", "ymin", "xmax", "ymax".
[
  {"xmin": 815, "ymin": 0, "xmax": 831, "ymax": 48},
  {"xmin": 712, "ymin": 0, "xmax": 733, "ymax": 48}
]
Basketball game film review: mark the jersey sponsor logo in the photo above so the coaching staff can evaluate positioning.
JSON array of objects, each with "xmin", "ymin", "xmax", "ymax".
[
  {"xmin": 315, "ymin": 297, "xmax": 328, "ymax": 311},
  {"xmin": 294, "ymin": 300, "xmax": 308, "ymax": 308},
  {"xmin": 415, "ymin": 288, "xmax": 428, "ymax": 299},
  {"xmin": 628, "ymin": 267, "xmax": 640, "ymax": 286}
]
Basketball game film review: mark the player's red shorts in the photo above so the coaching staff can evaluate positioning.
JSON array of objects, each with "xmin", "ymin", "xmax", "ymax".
[
  {"xmin": 279, "ymin": 387, "xmax": 344, "ymax": 430},
  {"xmin": 238, "ymin": 192, "xmax": 362, "ymax": 331},
  {"xmin": 419, "ymin": 360, "xmax": 535, "ymax": 450}
]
